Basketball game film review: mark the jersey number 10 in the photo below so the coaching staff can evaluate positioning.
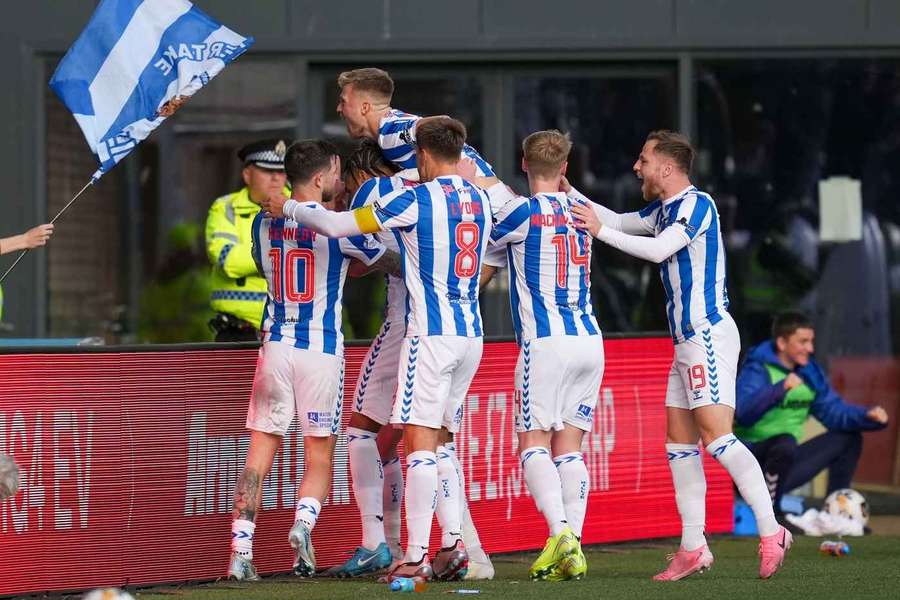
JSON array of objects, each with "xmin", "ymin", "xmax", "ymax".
[{"xmin": 269, "ymin": 248, "xmax": 315, "ymax": 303}]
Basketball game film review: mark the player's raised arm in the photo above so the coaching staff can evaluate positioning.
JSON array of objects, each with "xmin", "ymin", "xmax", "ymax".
[
  {"xmin": 263, "ymin": 151, "xmax": 411, "ymax": 238},
  {"xmin": 563, "ymin": 179, "xmax": 657, "ymax": 236},
  {"xmin": 572, "ymin": 201, "xmax": 690, "ymax": 263}
]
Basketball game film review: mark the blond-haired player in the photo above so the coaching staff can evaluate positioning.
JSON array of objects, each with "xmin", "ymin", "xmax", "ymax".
[{"xmin": 475, "ymin": 130, "xmax": 603, "ymax": 580}]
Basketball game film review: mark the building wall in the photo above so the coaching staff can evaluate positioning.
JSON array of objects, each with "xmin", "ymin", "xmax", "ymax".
[{"xmin": 1, "ymin": 0, "xmax": 899, "ymax": 337}]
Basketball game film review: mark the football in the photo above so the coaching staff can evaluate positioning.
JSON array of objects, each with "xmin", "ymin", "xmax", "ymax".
[
  {"xmin": 823, "ymin": 488, "xmax": 870, "ymax": 526},
  {"xmin": 82, "ymin": 589, "xmax": 135, "ymax": 600},
  {"xmin": 0, "ymin": 453, "xmax": 19, "ymax": 501}
]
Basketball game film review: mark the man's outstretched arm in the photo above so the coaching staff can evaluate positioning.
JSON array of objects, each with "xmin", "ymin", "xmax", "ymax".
[
  {"xmin": 263, "ymin": 194, "xmax": 381, "ymax": 237},
  {"xmin": 571, "ymin": 201, "xmax": 689, "ymax": 263}
]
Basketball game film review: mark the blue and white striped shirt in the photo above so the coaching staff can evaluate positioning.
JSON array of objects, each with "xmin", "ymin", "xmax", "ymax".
[
  {"xmin": 252, "ymin": 206, "xmax": 385, "ymax": 354},
  {"xmin": 640, "ymin": 186, "xmax": 729, "ymax": 342},
  {"xmin": 378, "ymin": 109, "xmax": 495, "ymax": 177},
  {"xmin": 350, "ymin": 175, "xmax": 416, "ymax": 325},
  {"xmin": 373, "ymin": 175, "xmax": 492, "ymax": 337},
  {"xmin": 491, "ymin": 191, "xmax": 599, "ymax": 344}
]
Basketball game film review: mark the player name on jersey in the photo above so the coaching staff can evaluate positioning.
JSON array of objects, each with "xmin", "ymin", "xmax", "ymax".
[{"xmin": 267, "ymin": 226, "xmax": 317, "ymax": 242}]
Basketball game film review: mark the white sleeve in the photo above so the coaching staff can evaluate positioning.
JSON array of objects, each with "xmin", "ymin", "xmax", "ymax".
[
  {"xmin": 283, "ymin": 200, "xmax": 364, "ymax": 237},
  {"xmin": 485, "ymin": 182, "xmax": 518, "ymax": 214},
  {"xmin": 339, "ymin": 235, "xmax": 386, "ymax": 266},
  {"xmin": 482, "ymin": 243, "xmax": 508, "ymax": 268},
  {"xmin": 568, "ymin": 187, "xmax": 655, "ymax": 235},
  {"xmin": 595, "ymin": 223, "xmax": 690, "ymax": 264}
]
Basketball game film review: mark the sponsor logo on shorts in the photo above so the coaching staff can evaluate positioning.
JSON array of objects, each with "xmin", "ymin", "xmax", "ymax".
[
  {"xmin": 307, "ymin": 411, "xmax": 332, "ymax": 426},
  {"xmin": 454, "ymin": 405, "xmax": 464, "ymax": 426},
  {"xmin": 576, "ymin": 404, "xmax": 593, "ymax": 421}
]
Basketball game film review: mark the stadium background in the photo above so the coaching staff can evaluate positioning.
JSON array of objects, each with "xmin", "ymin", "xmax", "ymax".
[
  {"xmin": 1, "ymin": 0, "xmax": 899, "ymax": 595},
  {"xmin": 2, "ymin": 0, "xmax": 900, "ymax": 355}
]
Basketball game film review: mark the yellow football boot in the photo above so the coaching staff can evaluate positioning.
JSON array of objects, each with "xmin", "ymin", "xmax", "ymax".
[
  {"xmin": 529, "ymin": 526, "xmax": 578, "ymax": 580},
  {"xmin": 545, "ymin": 541, "xmax": 587, "ymax": 581}
]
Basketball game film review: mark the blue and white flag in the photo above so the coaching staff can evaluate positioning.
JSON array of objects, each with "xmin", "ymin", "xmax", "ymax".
[{"xmin": 49, "ymin": 0, "xmax": 254, "ymax": 180}]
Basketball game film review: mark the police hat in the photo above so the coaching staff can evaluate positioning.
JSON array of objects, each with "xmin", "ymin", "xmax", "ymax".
[{"xmin": 237, "ymin": 138, "xmax": 289, "ymax": 171}]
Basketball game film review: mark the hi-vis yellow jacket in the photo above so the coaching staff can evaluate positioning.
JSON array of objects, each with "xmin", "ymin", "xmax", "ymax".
[{"xmin": 204, "ymin": 186, "xmax": 286, "ymax": 326}]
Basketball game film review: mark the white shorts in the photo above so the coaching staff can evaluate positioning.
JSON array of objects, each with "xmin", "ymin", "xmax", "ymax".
[
  {"xmin": 353, "ymin": 319, "xmax": 405, "ymax": 425},
  {"xmin": 390, "ymin": 336, "xmax": 483, "ymax": 433},
  {"xmin": 665, "ymin": 313, "xmax": 740, "ymax": 410},
  {"xmin": 246, "ymin": 341, "xmax": 344, "ymax": 437},
  {"xmin": 514, "ymin": 334, "xmax": 605, "ymax": 433}
]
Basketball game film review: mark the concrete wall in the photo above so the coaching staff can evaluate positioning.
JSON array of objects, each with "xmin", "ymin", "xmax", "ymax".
[{"xmin": 1, "ymin": 0, "xmax": 899, "ymax": 336}]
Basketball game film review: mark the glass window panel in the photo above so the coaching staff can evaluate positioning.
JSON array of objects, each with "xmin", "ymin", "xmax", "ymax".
[
  {"xmin": 696, "ymin": 59, "xmax": 900, "ymax": 355},
  {"xmin": 513, "ymin": 74, "xmax": 677, "ymax": 334}
]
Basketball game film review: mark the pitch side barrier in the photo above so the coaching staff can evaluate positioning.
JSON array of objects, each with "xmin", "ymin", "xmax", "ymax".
[{"xmin": 0, "ymin": 334, "xmax": 732, "ymax": 595}]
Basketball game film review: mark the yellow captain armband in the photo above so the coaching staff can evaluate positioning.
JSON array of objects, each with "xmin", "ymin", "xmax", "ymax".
[{"xmin": 353, "ymin": 206, "xmax": 381, "ymax": 234}]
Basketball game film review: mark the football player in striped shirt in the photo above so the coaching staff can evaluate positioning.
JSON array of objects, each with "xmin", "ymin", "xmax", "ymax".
[
  {"xmin": 228, "ymin": 140, "xmax": 396, "ymax": 581},
  {"xmin": 570, "ymin": 130, "xmax": 792, "ymax": 580},
  {"xmin": 328, "ymin": 138, "xmax": 496, "ymax": 579},
  {"xmin": 335, "ymin": 67, "xmax": 499, "ymax": 185},
  {"xmin": 329, "ymin": 141, "xmax": 496, "ymax": 581},
  {"xmin": 477, "ymin": 130, "xmax": 602, "ymax": 581},
  {"xmin": 323, "ymin": 139, "xmax": 412, "ymax": 576},
  {"xmin": 265, "ymin": 117, "xmax": 492, "ymax": 583}
]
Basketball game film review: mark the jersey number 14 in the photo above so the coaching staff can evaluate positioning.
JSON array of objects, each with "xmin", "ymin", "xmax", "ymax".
[{"xmin": 550, "ymin": 233, "xmax": 590, "ymax": 287}]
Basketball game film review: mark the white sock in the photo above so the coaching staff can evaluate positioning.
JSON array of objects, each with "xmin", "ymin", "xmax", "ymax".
[
  {"xmin": 404, "ymin": 450, "xmax": 438, "ymax": 562},
  {"xmin": 382, "ymin": 455, "xmax": 403, "ymax": 555},
  {"xmin": 295, "ymin": 497, "xmax": 321, "ymax": 531},
  {"xmin": 231, "ymin": 518, "xmax": 255, "ymax": 559},
  {"xmin": 436, "ymin": 444, "xmax": 463, "ymax": 548},
  {"xmin": 707, "ymin": 433, "xmax": 779, "ymax": 537},
  {"xmin": 521, "ymin": 446, "xmax": 568, "ymax": 536},
  {"xmin": 666, "ymin": 443, "xmax": 707, "ymax": 551},
  {"xmin": 446, "ymin": 442, "xmax": 488, "ymax": 562},
  {"xmin": 348, "ymin": 427, "xmax": 385, "ymax": 550},
  {"xmin": 555, "ymin": 452, "xmax": 589, "ymax": 539}
]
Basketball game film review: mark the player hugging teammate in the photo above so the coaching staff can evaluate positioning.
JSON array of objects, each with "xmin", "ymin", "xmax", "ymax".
[{"xmin": 227, "ymin": 68, "xmax": 791, "ymax": 585}]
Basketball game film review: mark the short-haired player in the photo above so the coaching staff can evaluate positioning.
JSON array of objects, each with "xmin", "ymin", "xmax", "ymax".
[
  {"xmin": 227, "ymin": 140, "xmax": 393, "ymax": 580},
  {"xmin": 570, "ymin": 130, "xmax": 792, "ymax": 580},
  {"xmin": 265, "ymin": 117, "xmax": 493, "ymax": 583},
  {"xmin": 476, "ymin": 130, "xmax": 603, "ymax": 581}
]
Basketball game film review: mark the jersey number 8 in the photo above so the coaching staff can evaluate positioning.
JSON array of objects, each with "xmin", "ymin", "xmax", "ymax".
[{"xmin": 453, "ymin": 222, "xmax": 480, "ymax": 278}]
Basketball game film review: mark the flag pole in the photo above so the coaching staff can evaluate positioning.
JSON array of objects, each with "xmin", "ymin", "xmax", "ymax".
[{"xmin": 0, "ymin": 177, "xmax": 95, "ymax": 284}]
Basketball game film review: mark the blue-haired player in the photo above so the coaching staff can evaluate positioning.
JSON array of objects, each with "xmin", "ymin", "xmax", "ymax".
[
  {"xmin": 228, "ymin": 140, "xmax": 396, "ymax": 581},
  {"xmin": 570, "ymin": 130, "xmax": 791, "ymax": 581}
]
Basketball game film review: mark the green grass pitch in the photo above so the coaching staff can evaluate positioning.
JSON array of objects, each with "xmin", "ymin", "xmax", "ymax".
[{"xmin": 132, "ymin": 535, "xmax": 900, "ymax": 600}]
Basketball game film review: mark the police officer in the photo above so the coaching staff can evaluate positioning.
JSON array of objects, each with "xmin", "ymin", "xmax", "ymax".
[{"xmin": 206, "ymin": 139, "xmax": 290, "ymax": 341}]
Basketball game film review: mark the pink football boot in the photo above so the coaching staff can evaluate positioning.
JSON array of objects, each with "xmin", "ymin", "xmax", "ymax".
[
  {"xmin": 653, "ymin": 545, "xmax": 714, "ymax": 581},
  {"xmin": 759, "ymin": 525, "xmax": 793, "ymax": 579}
]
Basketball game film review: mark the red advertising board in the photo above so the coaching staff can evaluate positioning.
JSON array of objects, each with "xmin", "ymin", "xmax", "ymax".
[{"xmin": 0, "ymin": 337, "xmax": 732, "ymax": 595}]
